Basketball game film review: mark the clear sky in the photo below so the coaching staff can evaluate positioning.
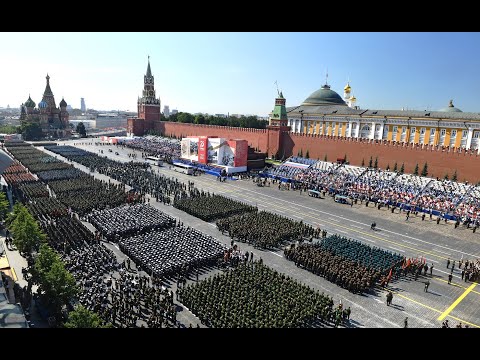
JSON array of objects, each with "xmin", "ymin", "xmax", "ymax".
[{"xmin": 1, "ymin": 32, "xmax": 479, "ymax": 115}]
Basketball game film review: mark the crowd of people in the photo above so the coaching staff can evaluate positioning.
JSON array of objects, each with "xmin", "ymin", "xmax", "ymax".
[
  {"xmin": 42, "ymin": 215, "xmax": 179, "ymax": 328},
  {"xmin": 118, "ymin": 136, "xmax": 181, "ymax": 164},
  {"xmin": 48, "ymin": 177, "xmax": 129, "ymax": 216},
  {"xmin": 263, "ymin": 156, "xmax": 480, "ymax": 227},
  {"xmin": 174, "ymin": 193, "xmax": 257, "ymax": 222},
  {"xmin": 46, "ymin": 145, "xmax": 190, "ymax": 207},
  {"xmin": 178, "ymin": 261, "xmax": 347, "ymax": 328},
  {"xmin": 216, "ymin": 211, "xmax": 320, "ymax": 249},
  {"xmin": 119, "ymin": 225, "xmax": 226, "ymax": 279},
  {"xmin": 87, "ymin": 204, "xmax": 176, "ymax": 241},
  {"xmin": 320, "ymin": 235, "xmax": 404, "ymax": 274},
  {"xmin": 36, "ymin": 168, "xmax": 87, "ymax": 182},
  {"xmin": 284, "ymin": 235, "xmax": 404, "ymax": 293},
  {"xmin": 285, "ymin": 243, "xmax": 380, "ymax": 294}
]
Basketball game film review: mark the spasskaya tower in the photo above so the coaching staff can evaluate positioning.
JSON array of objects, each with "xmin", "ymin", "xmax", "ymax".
[{"xmin": 128, "ymin": 56, "xmax": 161, "ymax": 136}]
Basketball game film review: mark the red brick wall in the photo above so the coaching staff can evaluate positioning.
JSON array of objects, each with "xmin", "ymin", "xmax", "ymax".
[
  {"xmin": 127, "ymin": 118, "xmax": 144, "ymax": 136},
  {"xmin": 139, "ymin": 105, "xmax": 160, "ymax": 132},
  {"xmin": 151, "ymin": 121, "xmax": 480, "ymax": 183},
  {"xmin": 155, "ymin": 121, "xmax": 268, "ymax": 152},
  {"xmin": 285, "ymin": 133, "xmax": 480, "ymax": 183}
]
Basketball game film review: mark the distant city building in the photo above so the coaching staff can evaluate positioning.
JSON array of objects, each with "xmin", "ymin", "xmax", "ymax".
[
  {"xmin": 20, "ymin": 74, "xmax": 70, "ymax": 138},
  {"xmin": 171, "ymin": 109, "xmax": 178, "ymax": 115},
  {"xmin": 163, "ymin": 105, "xmax": 170, "ymax": 118},
  {"xmin": 96, "ymin": 113, "xmax": 128, "ymax": 129},
  {"xmin": 127, "ymin": 57, "xmax": 162, "ymax": 136},
  {"xmin": 66, "ymin": 105, "xmax": 73, "ymax": 111},
  {"xmin": 215, "ymin": 114, "xmax": 227, "ymax": 118},
  {"xmin": 81, "ymin": 97, "xmax": 86, "ymax": 113},
  {"xmin": 69, "ymin": 119, "xmax": 96, "ymax": 130}
]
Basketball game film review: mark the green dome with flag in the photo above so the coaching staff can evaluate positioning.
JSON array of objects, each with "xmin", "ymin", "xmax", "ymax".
[{"xmin": 302, "ymin": 84, "xmax": 346, "ymax": 106}]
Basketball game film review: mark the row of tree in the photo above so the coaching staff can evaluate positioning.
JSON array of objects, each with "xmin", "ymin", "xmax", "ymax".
[
  {"xmin": 6, "ymin": 203, "xmax": 106, "ymax": 327},
  {"xmin": 7, "ymin": 122, "xmax": 86, "ymax": 141},
  {"xmin": 165, "ymin": 112, "xmax": 267, "ymax": 129}
]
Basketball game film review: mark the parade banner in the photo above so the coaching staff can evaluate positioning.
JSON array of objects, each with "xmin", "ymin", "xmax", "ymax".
[{"xmin": 198, "ymin": 137, "xmax": 208, "ymax": 164}]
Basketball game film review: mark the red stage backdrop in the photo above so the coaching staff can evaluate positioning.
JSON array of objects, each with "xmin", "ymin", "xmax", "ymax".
[
  {"xmin": 198, "ymin": 137, "xmax": 208, "ymax": 164},
  {"xmin": 230, "ymin": 140, "xmax": 248, "ymax": 167}
]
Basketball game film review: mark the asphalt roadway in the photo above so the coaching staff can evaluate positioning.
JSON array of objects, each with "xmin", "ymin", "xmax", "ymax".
[{"xmin": 45, "ymin": 138, "xmax": 480, "ymax": 328}]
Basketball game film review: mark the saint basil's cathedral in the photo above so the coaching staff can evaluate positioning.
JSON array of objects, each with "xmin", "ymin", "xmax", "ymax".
[{"xmin": 20, "ymin": 74, "xmax": 70, "ymax": 138}]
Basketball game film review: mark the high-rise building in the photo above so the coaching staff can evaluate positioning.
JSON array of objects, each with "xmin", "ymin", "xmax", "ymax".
[
  {"xmin": 81, "ymin": 98, "xmax": 86, "ymax": 113},
  {"xmin": 163, "ymin": 105, "xmax": 170, "ymax": 118},
  {"xmin": 171, "ymin": 109, "xmax": 178, "ymax": 115}
]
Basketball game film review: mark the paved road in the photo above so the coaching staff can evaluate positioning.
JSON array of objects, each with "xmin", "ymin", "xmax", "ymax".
[{"xmin": 44, "ymin": 139, "xmax": 480, "ymax": 328}]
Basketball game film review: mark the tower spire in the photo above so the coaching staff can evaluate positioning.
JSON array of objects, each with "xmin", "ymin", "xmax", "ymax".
[{"xmin": 146, "ymin": 56, "xmax": 152, "ymax": 78}]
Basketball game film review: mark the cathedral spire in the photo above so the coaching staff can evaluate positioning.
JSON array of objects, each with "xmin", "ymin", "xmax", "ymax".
[{"xmin": 44, "ymin": 73, "xmax": 53, "ymax": 96}]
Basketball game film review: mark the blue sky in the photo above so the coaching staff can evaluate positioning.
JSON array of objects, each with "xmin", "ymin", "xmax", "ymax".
[{"xmin": 0, "ymin": 32, "xmax": 479, "ymax": 115}]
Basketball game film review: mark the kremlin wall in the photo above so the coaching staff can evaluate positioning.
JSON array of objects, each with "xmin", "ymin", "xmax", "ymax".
[
  {"xmin": 129, "ymin": 58, "xmax": 480, "ymax": 183},
  {"xmin": 154, "ymin": 121, "xmax": 480, "ymax": 183}
]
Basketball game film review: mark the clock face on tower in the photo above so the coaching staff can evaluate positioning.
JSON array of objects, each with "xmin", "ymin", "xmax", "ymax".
[{"xmin": 149, "ymin": 90, "xmax": 154, "ymax": 96}]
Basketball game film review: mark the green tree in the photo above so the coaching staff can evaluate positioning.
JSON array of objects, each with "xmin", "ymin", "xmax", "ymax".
[
  {"xmin": 400, "ymin": 163, "xmax": 405, "ymax": 174},
  {"xmin": 444, "ymin": 173, "xmax": 449, "ymax": 180},
  {"xmin": 194, "ymin": 114, "xmax": 205, "ymax": 125},
  {"xmin": 386, "ymin": 163, "xmax": 390, "ymax": 171},
  {"xmin": 368, "ymin": 156, "xmax": 373, "ymax": 168},
  {"xmin": 413, "ymin": 163, "xmax": 419, "ymax": 176},
  {"xmin": 299, "ymin": 149, "xmax": 303, "ymax": 157},
  {"xmin": 0, "ymin": 124, "xmax": 19, "ymax": 134},
  {"xmin": 76, "ymin": 122, "xmax": 87, "ymax": 137},
  {"xmin": 9, "ymin": 205, "xmax": 46, "ymax": 257},
  {"xmin": 34, "ymin": 244, "xmax": 78, "ymax": 320},
  {"xmin": 421, "ymin": 162, "xmax": 428, "ymax": 177},
  {"xmin": 64, "ymin": 305, "xmax": 110, "ymax": 328},
  {"xmin": 374, "ymin": 157, "xmax": 378, "ymax": 169},
  {"xmin": 177, "ymin": 112, "xmax": 194, "ymax": 123},
  {"xmin": 344, "ymin": 154, "xmax": 347, "ymax": 162},
  {"xmin": 393, "ymin": 162, "xmax": 398, "ymax": 172},
  {"xmin": 324, "ymin": 154, "xmax": 328, "ymax": 162},
  {"xmin": 169, "ymin": 112, "xmax": 178, "ymax": 122},
  {"xmin": 19, "ymin": 122, "xmax": 43, "ymax": 141},
  {"xmin": 0, "ymin": 192, "xmax": 9, "ymax": 221},
  {"xmin": 361, "ymin": 158, "xmax": 365, "ymax": 167},
  {"xmin": 452, "ymin": 170, "xmax": 458, "ymax": 182},
  {"xmin": 305, "ymin": 150, "xmax": 310, "ymax": 159}
]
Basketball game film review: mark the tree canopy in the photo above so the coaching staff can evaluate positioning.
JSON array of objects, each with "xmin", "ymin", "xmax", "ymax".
[
  {"xmin": 76, "ymin": 122, "xmax": 87, "ymax": 137},
  {"xmin": 165, "ymin": 111, "xmax": 267, "ymax": 129},
  {"xmin": 19, "ymin": 122, "xmax": 43, "ymax": 141},
  {"xmin": 33, "ymin": 243, "xmax": 78, "ymax": 317},
  {"xmin": 0, "ymin": 192, "xmax": 9, "ymax": 221},
  {"xmin": 64, "ymin": 305, "xmax": 110, "ymax": 328},
  {"xmin": 9, "ymin": 204, "xmax": 46, "ymax": 256}
]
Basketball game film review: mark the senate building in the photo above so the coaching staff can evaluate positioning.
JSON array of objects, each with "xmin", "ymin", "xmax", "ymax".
[{"xmin": 283, "ymin": 81, "xmax": 480, "ymax": 152}]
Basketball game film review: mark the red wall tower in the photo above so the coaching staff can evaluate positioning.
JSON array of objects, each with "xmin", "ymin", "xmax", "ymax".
[{"xmin": 129, "ymin": 56, "xmax": 161, "ymax": 135}]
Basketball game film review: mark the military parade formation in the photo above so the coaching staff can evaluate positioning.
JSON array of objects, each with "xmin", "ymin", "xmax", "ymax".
[{"xmin": 1, "ymin": 137, "xmax": 478, "ymax": 328}]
